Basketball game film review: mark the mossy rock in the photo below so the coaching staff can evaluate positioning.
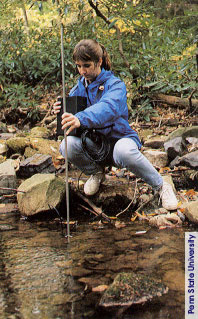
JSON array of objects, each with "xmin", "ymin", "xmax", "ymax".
[
  {"xmin": 6, "ymin": 137, "xmax": 30, "ymax": 154},
  {"xmin": 29, "ymin": 138, "xmax": 60, "ymax": 160},
  {"xmin": 100, "ymin": 272, "xmax": 168, "ymax": 308},
  {"xmin": 30, "ymin": 127, "xmax": 50, "ymax": 139},
  {"xmin": 165, "ymin": 126, "xmax": 198, "ymax": 142},
  {"xmin": 0, "ymin": 121, "xmax": 7, "ymax": 133}
]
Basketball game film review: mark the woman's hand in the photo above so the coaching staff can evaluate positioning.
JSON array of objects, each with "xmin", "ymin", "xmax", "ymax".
[
  {"xmin": 53, "ymin": 96, "xmax": 62, "ymax": 114},
  {"xmin": 61, "ymin": 112, "xmax": 81, "ymax": 135}
]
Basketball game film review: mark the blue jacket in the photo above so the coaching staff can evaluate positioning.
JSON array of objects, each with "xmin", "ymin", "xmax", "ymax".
[{"xmin": 69, "ymin": 68, "xmax": 142, "ymax": 149}]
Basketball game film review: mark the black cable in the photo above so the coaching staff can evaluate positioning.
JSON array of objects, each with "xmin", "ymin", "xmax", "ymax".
[{"xmin": 80, "ymin": 128, "xmax": 111, "ymax": 163}]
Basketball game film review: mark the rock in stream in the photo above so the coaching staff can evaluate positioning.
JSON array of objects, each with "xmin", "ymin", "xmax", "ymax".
[{"xmin": 99, "ymin": 272, "xmax": 168, "ymax": 311}]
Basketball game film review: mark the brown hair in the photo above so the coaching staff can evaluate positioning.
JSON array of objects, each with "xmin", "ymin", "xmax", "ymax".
[{"xmin": 73, "ymin": 39, "xmax": 111, "ymax": 70}]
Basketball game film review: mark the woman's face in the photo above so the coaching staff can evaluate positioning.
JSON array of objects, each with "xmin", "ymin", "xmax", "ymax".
[{"xmin": 76, "ymin": 59, "xmax": 102, "ymax": 82}]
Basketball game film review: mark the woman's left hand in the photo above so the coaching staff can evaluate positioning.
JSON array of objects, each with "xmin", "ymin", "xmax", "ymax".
[{"xmin": 61, "ymin": 112, "xmax": 81, "ymax": 135}]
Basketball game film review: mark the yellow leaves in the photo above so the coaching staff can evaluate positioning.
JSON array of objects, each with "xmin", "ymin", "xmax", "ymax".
[
  {"xmin": 142, "ymin": 13, "xmax": 150, "ymax": 18},
  {"xmin": 170, "ymin": 55, "xmax": 181, "ymax": 62},
  {"xmin": 109, "ymin": 18, "xmax": 135, "ymax": 34},
  {"xmin": 66, "ymin": 38, "xmax": 71, "ymax": 43},
  {"xmin": 170, "ymin": 44, "xmax": 196, "ymax": 63},
  {"xmin": 109, "ymin": 29, "xmax": 116, "ymax": 34},
  {"xmin": 133, "ymin": 0, "xmax": 140, "ymax": 5},
  {"xmin": 133, "ymin": 19, "xmax": 141, "ymax": 26},
  {"xmin": 182, "ymin": 44, "xmax": 196, "ymax": 56}
]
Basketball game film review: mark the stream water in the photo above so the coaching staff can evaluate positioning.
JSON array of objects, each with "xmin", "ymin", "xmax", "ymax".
[{"xmin": 0, "ymin": 207, "xmax": 191, "ymax": 319}]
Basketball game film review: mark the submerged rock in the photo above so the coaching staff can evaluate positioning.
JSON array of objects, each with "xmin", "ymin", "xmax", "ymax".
[{"xmin": 99, "ymin": 272, "xmax": 168, "ymax": 309}]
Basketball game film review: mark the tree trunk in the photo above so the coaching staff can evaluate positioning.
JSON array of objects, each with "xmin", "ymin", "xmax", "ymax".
[
  {"xmin": 152, "ymin": 93, "xmax": 198, "ymax": 111},
  {"xmin": 21, "ymin": 3, "xmax": 29, "ymax": 28}
]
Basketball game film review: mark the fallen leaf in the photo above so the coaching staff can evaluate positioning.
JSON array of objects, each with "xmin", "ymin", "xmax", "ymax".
[
  {"xmin": 131, "ymin": 215, "xmax": 138, "ymax": 222},
  {"xmin": 92, "ymin": 285, "xmax": 108, "ymax": 292},
  {"xmin": 149, "ymin": 213, "xmax": 182, "ymax": 228},
  {"xmin": 115, "ymin": 221, "xmax": 126, "ymax": 229},
  {"xmin": 159, "ymin": 167, "xmax": 171, "ymax": 174},
  {"xmin": 185, "ymin": 189, "xmax": 196, "ymax": 198}
]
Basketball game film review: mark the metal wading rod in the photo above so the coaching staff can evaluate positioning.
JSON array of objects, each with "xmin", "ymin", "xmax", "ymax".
[{"xmin": 60, "ymin": 23, "xmax": 70, "ymax": 240}]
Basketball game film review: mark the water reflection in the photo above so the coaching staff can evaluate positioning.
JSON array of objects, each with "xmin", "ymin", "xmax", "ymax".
[{"xmin": 0, "ymin": 210, "xmax": 186, "ymax": 319}]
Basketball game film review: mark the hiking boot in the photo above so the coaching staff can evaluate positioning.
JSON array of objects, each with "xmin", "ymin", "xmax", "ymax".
[
  {"xmin": 84, "ymin": 172, "xmax": 105, "ymax": 196},
  {"xmin": 159, "ymin": 181, "xmax": 178, "ymax": 210}
]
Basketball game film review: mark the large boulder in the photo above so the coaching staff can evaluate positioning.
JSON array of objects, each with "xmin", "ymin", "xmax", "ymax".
[{"xmin": 17, "ymin": 174, "xmax": 66, "ymax": 216}]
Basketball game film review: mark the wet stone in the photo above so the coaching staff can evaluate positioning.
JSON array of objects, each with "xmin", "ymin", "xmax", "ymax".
[
  {"xmin": 0, "ymin": 203, "xmax": 18, "ymax": 214},
  {"xmin": 78, "ymin": 276, "xmax": 110, "ymax": 289},
  {"xmin": 0, "ymin": 224, "xmax": 16, "ymax": 231},
  {"xmin": 64, "ymin": 267, "xmax": 93, "ymax": 277},
  {"xmin": 99, "ymin": 272, "xmax": 168, "ymax": 308}
]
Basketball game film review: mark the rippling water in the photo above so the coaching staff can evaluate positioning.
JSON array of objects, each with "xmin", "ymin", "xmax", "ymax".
[{"xmin": 0, "ymin": 208, "xmax": 187, "ymax": 319}]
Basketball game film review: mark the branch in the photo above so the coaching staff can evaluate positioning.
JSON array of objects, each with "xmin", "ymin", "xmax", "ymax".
[
  {"xmin": 116, "ymin": 179, "xmax": 138, "ymax": 217},
  {"xmin": 188, "ymin": 89, "xmax": 197, "ymax": 113},
  {"xmin": 0, "ymin": 187, "xmax": 25, "ymax": 193},
  {"xmin": 76, "ymin": 190, "xmax": 111, "ymax": 223},
  {"xmin": 88, "ymin": 0, "xmax": 131, "ymax": 71},
  {"xmin": 88, "ymin": 0, "xmax": 110, "ymax": 24}
]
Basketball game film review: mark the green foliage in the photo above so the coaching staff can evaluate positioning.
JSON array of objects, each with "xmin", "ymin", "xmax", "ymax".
[
  {"xmin": 0, "ymin": 0, "xmax": 197, "ymax": 123},
  {"xmin": 130, "ymin": 98, "xmax": 159, "ymax": 122}
]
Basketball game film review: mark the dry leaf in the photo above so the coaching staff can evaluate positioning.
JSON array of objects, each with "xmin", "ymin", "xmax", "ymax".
[
  {"xmin": 115, "ymin": 221, "xmax": 126, "ymax": 229},
  {"xmin": 159, "ymin": 167, "xmax": 171, "ymax": 174},
  {"xmin": 92, "ymin": 285, "xmax": 108, "ymax": 292},
  {"xmin": 131, "ymin": 215, "xmax": 138, "ymax": 222},
  {"xmin": 185, "ymin": 189, "xmax": 196, "ymax": 198},
  {"xmin": 149, "ymin": 213, "xmax": 182, "ymax": 228}
]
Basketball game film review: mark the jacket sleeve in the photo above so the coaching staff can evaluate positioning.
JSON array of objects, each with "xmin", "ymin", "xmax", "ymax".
[{"xmin": 75, "ymin": 80, "xmax": 127, "ymax": 129}]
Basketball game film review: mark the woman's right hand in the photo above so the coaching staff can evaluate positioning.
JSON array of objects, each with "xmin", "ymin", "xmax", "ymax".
[{"xmin": 53, "ymin": 96, "xmax": 62, "ymax": 114}]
